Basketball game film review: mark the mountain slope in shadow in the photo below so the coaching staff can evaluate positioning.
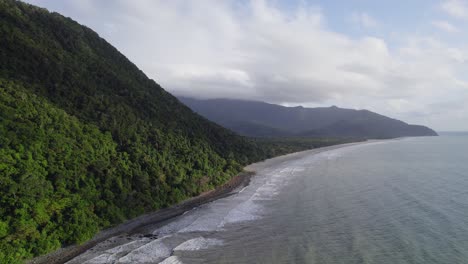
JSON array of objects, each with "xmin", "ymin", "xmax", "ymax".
[{"xmin": 178, "ymin": 97, "xmax": 438, "ymax": 138}]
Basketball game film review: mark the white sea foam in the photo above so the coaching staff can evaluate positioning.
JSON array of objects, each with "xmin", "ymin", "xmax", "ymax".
[
  {"xmin": 219, "ymin": 168, "xmax": 299, "ymax": 226},
  {"xmin": 155, "ymin": 173, "xmax": 289, "ymax": 234},
  {"xmin": 82, "ymin": 254, "xmax": 119, "ymax": 264},
  {"xmin": 220, "ymin": 199, "xmax": 263, "ymax": 226},
  {"xmin": 173, "ymin": 237, "xmax": 223, "ymax": 251},
  {"xmin": 253, "ymin": 181, "xmax": 281, "ymax": 200},
  {"xmin": 154, "ymin": 210, "xmax": 201, "ymax": 235},
  {"xmin": 176, "ymin": 200, "xmax": 237, "ymax": 232},
  {"xmin": 117, "ymin": 237, "xmax": 172, "ymax": 263},
  {"xmin": 81, "ymin": 239, "xmax": 151, "ymax": 264},
  {"xmin": 238, "ymin": 186, "xmax": 248, "ymax": 193},
  {"xmin": 158, "ymin": 256, "xmax": 184, "ymax": 264},
  {"xmin": 106, "ymin": 239, "xmax": 149, "ymax": 254}
]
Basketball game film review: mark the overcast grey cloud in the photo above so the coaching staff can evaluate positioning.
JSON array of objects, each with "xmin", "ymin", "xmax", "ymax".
[{"xmin": 24, "ymin": 0, "xmax": 468, "ymax": 130}]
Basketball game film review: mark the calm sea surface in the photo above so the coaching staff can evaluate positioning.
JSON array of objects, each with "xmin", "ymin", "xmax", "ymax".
[{"xmin": 72, "ymin": 136, "xmax": 468, "ymax": 264}]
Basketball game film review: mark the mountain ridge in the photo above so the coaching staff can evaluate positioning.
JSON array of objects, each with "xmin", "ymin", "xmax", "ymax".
[{"xmin": 178, "ymin": 97, "xmax": 438, "ymax": 138}]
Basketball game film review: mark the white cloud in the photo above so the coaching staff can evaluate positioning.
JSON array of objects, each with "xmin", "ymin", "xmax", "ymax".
[
  {"xmin": 441, "ymin": 0, "xmax": 468, "ymax": 19},
  {"xmin": 432, "ymin": 20, "xmax": 459, "ymax": 32},
  {"xmin": 351, "ymin": 12, "xmax": 379, "ymax": 28},
  {"xmin": 23, "ymin": 0, "xmax": 468, "ymax": 130}
]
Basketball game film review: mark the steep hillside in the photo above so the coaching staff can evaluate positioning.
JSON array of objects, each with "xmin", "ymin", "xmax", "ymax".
[
  {"xmin": 1, "ymin": 80, "xmax": 123, "ymax": 259},
  {"xmin": 179, "ymin": 97, "xmax": 438, "ymax": 138},
  {"xmin": 0, "ymin": 1, "xmax": 321, "ymax": 262}
]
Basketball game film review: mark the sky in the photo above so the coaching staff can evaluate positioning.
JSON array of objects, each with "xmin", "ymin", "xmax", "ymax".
[{"xmin": 24, "ymin": 0, "xmax": 468, "ymax": 131}]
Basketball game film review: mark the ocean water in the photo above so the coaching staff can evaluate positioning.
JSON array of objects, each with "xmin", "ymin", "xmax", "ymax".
[{"xmin": 70, "ymin": 136, "xmax": 468, "ymax": 264}]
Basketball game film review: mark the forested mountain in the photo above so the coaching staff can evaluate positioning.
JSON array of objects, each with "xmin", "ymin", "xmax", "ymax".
[
  {"xmin": 0, "ymin": 1, "xmax": 344, "ymax": 262},
  {"xmin": 178, "ymin": 97, "xmax": 438, "ymax": 138}
]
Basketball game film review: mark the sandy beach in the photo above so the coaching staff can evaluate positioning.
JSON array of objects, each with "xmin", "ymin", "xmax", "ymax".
[{"xmin": 28, "ymin": 141, "xmax": 368, "ymax": 264}]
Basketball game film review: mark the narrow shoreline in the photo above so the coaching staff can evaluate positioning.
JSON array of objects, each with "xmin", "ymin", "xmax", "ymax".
[
  {"xmin": 28, "ymin": 140, "xmax": 375, "ymax": 264},
  {"xmin": 28, "ymin": 170, "xmax": 254, "ymax": 264}
]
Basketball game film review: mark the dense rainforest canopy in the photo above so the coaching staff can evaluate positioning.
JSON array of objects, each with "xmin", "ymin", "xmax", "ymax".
[{"xmin": 0, "ymin": 1, "xmax": 352, "ymax": 262}]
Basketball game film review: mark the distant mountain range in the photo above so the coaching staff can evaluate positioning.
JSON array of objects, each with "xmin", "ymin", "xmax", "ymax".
[{"xmin": 178, "ymin": 97, "xmax": 438, "ymax": 138}]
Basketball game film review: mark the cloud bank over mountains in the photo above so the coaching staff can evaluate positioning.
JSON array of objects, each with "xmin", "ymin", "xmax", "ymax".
[{"xmin": 26, "ymin": 0, "xmax": 468, "ymax": 130}]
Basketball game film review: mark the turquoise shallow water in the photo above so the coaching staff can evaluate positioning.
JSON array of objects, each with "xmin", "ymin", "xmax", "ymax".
[{"xmin": 72, "ymin": 136, "xmax": 468, "ymax": 264}]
